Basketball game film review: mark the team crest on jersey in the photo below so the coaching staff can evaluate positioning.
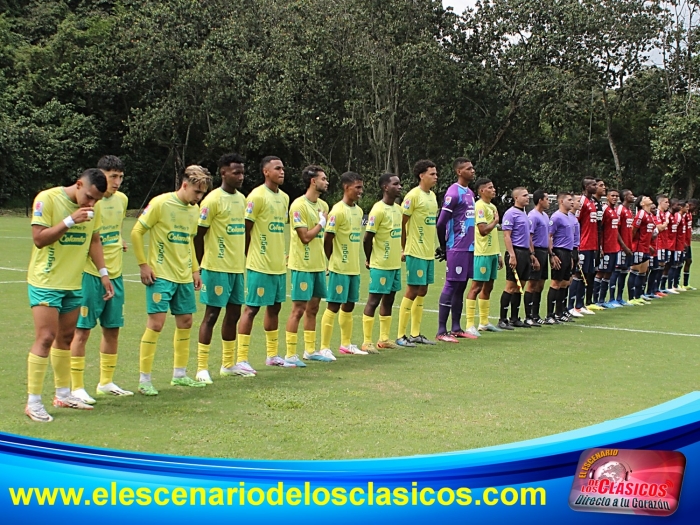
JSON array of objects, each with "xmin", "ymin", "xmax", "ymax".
[
  {"xmin": 549, "ymin": 220, "xmax": 554, "ymax": 226},
  {"xmin": 329, "ymin": 216, "xmax": 336, "ymax": 227},
  {"xmin": 336, "ymin": 285, "xmax": 343, "ymax": 294},
  {"xmin": 80, "ymin": 306, "xmax": 88, "ymax": 318},
  {"xmin": 403, "ymin": 199, "xmax": 411, "ymax": 209},
  {"xmin": 200, "ymin": 207, "xmax": 209, "ymax": 220},
  {"xmin": 368, "ymin": 216, "xmax": 376, "ymax": 227},
  {"xmin": 503, "ymin": 219, "xmax": 511, "ymax": 226},
  {"xmin": 214, "ymin": 285, "xmax": 223, "ymax": 296},
  {"xmin": 33, "ymin": 201, "xmax": 44, "ymax": 217},
  {"xmin": 380, "ymin": 277, "xmax": 386, "ymax": 286},
  {"xmin": 246, "ymin": 201, "xmax": 254, "ymax": 214},
  {"xmin": 299, "ymin": 281, "xmax": 308, "ymax": 292},
  {"xmin": 293, "ymin": 211, "xmax": 302, "ymax": 223},
  {"xmin": 257, "ymin": 287, "xmax": 265, "ymax": 297},
  {"xmin": 141, "ymin": 205, "xmax": 150, "ymax": 216},
  {"xmin": 152, "ymin": 293, "xmax": 162, "ymax": 304},
  {"xmin": 444, "ymin": 196, "xmax": 452, "ymax": 205}
]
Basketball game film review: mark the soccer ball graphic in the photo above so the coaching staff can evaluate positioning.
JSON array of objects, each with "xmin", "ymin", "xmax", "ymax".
[{"xmin": 593, "ymin": 461, "xmax": 628, "ymax": 483}]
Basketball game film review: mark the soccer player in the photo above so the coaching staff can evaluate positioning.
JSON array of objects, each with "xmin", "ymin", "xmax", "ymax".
[
  {"xmin": 362, "ymin": 173, "xmax": 404, "ymax": 351},
  {"xmin": 464, "ymin": 178, "xmax": 503, "ymax": 335},
  {"xmin": 571, "ymin": 179, "xmax": 599, "ymax": 315},
  {"xmin": 609, "ymin": 189, "xmax": 635, "ymax": 306},
  {"xmin": 587, "ymin": 178, "xmax": 606, "ymax": 310},
  {"xmin": 671, "ymin": 201, "xmax": 689, "ymax": 292},
  {"xmin": 320, "ymin": 171, "xmax": 365, "ymax": 357},
  {"xmin": 499, "ymin": 187, "xmax": 539, "ymax": 329},
  {"xmin": 593, "ymin": 188, "xmax": 622, "ymax": 308},
  {"xmin": 683, "ymin": 199, "xmax": 697, "ymax": 289},
  {"xmin": 236, "ymin": 157, "xmax": 291, "ymax": 371},
  {"xmin": 132, "ymin": 165, "xmax": 212, "ymax": 395},
  {"xmin": 525, "ymin": 189, "xmax": 550, "ymax": 326},
  {"xmin": 435, "ymin": 157, "xmax": 476, "ymax": 342},
  {"xmin": 193, "ymin": 153, "xmax": 249, "ymax": 383},
  {"xmin": 545, "ymin": 192, "xmax": 575, "ymax": 324},
  {"xmin": 662, "ymin": 199, "xmax": 682, "ymax": 294},
  {"xmin": 25, "ymin": 169, "xmax": 112, "ymax": 422},
  {"xmin": 397, "ymin": 160, "xmax": 439, "ymax": 345},
  {"xmin": 567, "ymin": 195, "xmax": 584, "ymax": 318},
  {"xmin": 286, "ymin": 165, "xmax": 333, "ymax": 364},
  {"xmin": 69, "ymin": 156, "xmax": 131, "ymax": 404},
  {"xmin": 646, "ymin": 196, "xmax": 670, "ymax": 299},
  {"xmin": 628, "ymin": 195, "xmax": 655, "ymax": 304}
]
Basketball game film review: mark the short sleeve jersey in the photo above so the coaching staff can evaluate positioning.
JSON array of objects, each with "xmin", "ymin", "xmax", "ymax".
[
  {"xmin": 474, "ymin": 200, "xmax": 500, "ymax": 256},
  {"xmin": 138, "ymin": 192, "xmax": 199, "ymax": 284},
  {"xmin": 85, "ymin": 191, "xmax": 127, "ymax": 279},
  {"xmin": 676, "ymin": 213, "xmax": 687, "ymax": 251},
  {"xmin": 501, "ymin": 207, "xmax": 530, "ymax": 248},
  {"xmin": 288, "ymin": 196, "xmax": 329, "ymax": 272},
  {"xmin": 528, "ymin": 209, "xmax": 549, "ymax": 249},
  {"xmin": 656, "ymin": 211, "xmax": 671, "ymax": 251},
  {"xmin": 685, "ymin": 212, "xmax": 693, "ymax": 245},
  {"xmin": 28, "ymin": 187, "xmax": 102, "ymax": 290},
  {"xmin": 402, "ymin": 187, "xmax": 438, "ymax": 260},
  {"xmin": 326, "ymin": 201, "xmax": 363, "ymax": 275},
  {"xmin": 569, "ymin": 212, "xmax": 581, "ymax": 248},
  {"xmin": 198, "ymin": 188, "xmax": 246, "ymax": 274},
  {"xmin": 441, "ymin": 183, "xmax": 475, "ymax": 252},
  {"xmin": 550, "ymin": 210, "xmax": 574, "ymax": 250},
  {"xmin": 366, "ymin": 201, "xmax": 402, "ymax": 270},
  {"xmin": 617, "ymin": 205, "xmax": 634, "ymax": 251},
  {"xmin": 601, "ymin": 204, "xmax": 620, "ymax": 253},
  {"xmin": 577, "ymin": 196, "xmax": 599, "ymax": 251},
  {"xmin": 632, "ymin": 209, "xmax": 654, "ymax": 253},
  {"xmin": 245, "ymin": 185, "xmax": 289, "ymax": 275}
]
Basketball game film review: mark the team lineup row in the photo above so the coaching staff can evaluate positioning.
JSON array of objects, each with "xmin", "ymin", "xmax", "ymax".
[{"xmin": 22, "ymin": 154, "xmax": 697, "ymax": 422}]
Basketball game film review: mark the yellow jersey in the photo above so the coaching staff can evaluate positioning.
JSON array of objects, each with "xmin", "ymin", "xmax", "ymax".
[
  {"xmin": 474, "ymin": 200, "xmax": 500, "ymax": 256},
  {"xmin": 28, "ymin": 187, "xmax": 102, "ymax": 290},
  {"xmin": 136, "ymin": 192, "xmax": 199, "ymax": 284},
  {"xmin": 402, "ymin": 186, "xmax": 438, "ymax": 260},
  {"xmin": 85, "ymin": 191, "xmax": 128, "ymax": 279},
  {"xmin": 326, "ymin": 201, "xmax": 363, "ymax": 275},
  {"xmin": 288, "ymin": 196, "xmax": 329, "ymax": 272},
  {"xmin": 198, "ymin": 187, "xmax": 246, "ymax": 274},
  {"xmin": 245, "ymin": 184, "xmax": 289, "ymax": 275},
  {"xmin": 366, "ymin": 200, "xmax": 402, "ymax": 270}
]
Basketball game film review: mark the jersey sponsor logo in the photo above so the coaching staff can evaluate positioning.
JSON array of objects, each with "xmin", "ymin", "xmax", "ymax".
[
  {"xmin": 100, "ymin": 230, "xmax": 120, "ymax": 245},
  {"xmin": 424, "ymin": 216, "xmax": 436, "ymax": 225},
  {"xmin": 390, "ymin": 228, "xmax": 401, "ymax": 238},
  {"xmin": 226, "ymin": 223, "xmax": 245, "ymax": 235},
  {"xmin": 200, "ymin": 207, "xmax": 209, "ymax": 220},
  {"xmin": 58, "ymin": 232, "xmax": 87, "ymax": 245},
  {"xmin": 444, "ymin": 196, "xmax": 452, "ymax": 205},
  {"xmin": 167, "ymin": 231, "xmax": 190, "ymax": 244},
  {"xmin": 466, "ymin": 209, "xmax": 475, "ymax": 219},
  {"xmin": 246, "ymin": 201, "xmax": 254, "ymax": 214},
  {"xmin": 329, "ymin": 215, "xmax": 336, "ymax": 227},
  {"xmin": 268, "ymin": 221, "xmax": 285, "ymax": 233},
  {"xmin": 368, "ymin": 215, "xmax": 375, "ymax": 227},
  {"xmin": 293, "ymin": 211, "xmax": 302, "ymax": 223},
  {"xmin": 34, "ymin": 201, "xmax": 44, "ymax": 217},
  {"xmin": 403, "ymin": 199, "xmax": 411, "ymax": 209},
  {"xmin": 349, "ymin": 232, "xmax": 361, "ymax": 242}
]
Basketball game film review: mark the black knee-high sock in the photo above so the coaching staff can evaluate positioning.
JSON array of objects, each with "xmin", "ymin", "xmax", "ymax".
[
  {"xmin": 556, "ymin": 287, "xmax": 568, "ymax": 316},
  {"xmin": 510, "ymin": 292, "xmax": 522, "ymax": 320},
  {"xmin": 546, "ymin": 288, "xmax": 557, "ymax": 317},
  {"xmin": 585, "ymin": 273, "xmax": 595, "ymax": 305},
  {"xmin": 524, "ymin": 291, "xmax": 533, "ymax": 319},
  {"xmin": 500, "ymin": 292, "xmax": 512, "ymax": 321},
  {"xmin": 533, "ymin": 291, "xmax": 542, "ymax": 319}
]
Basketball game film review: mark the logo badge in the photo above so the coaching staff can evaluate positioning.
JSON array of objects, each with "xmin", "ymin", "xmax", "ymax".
[
  {"xmin": 257, "ymin": 287, "xmax": 265, "ymax": 297},
  {"xmin": 456, "ymin": 266, "xmax": 462, "ymax": 275},
  {"xmin": 246, "ymin": 201, "xmax": 254, "ymax": 214},
  {"xmin": 329, "ymin": 216, "xmax": 336, "ymax": 227},
  {"xmin": 380, "ymin": 277, "xmax": 386, "ymax": 286},
  {"xmin": 368, "ymin": 216, "xmax": 376, "ymax": 227},
  {"xmin": 480, "ymin": 266, "xmax": 486, "ymax": 274},
  {"xmin": 200, "ymin": 207, "xmax": 209, "ymax": 220},
  {"xmin": 80, "ymin": 306, "xmax": 88, "ymax": 318},
  {"xmin": 444, "ymin": 196, "xmax": 452, "ymax": 205},
  {"xmin": 417, "ymin": 270, "xmax": 424, "ymax": 278},
  {"xmin": 214, "ymin": 285, "xmax": 223, "ymax": 296},
  {"xmin": 299, "ymin": 282, "xmax": 308, "ymax": 291},
  {"xmin": 33, "ymin": 201, "xmax": 44, "ymax": 217},
  {"xmin": 478, "ymin": 209, "xmax": 485, "ymax": 218},
  {"xmin": 293, "ymin": 211, "xmax": 302, "ymax": 223},
  {"xmin": 403, "ymin": 199, "xmax": 411, "ymax": 209},
  {"xmin": 152, "ymin": 293, "xmax": 162, "ymax": 304},
  {"xmin": 336, "ymin": 285, "xmax": 343, "ymax": 294}
]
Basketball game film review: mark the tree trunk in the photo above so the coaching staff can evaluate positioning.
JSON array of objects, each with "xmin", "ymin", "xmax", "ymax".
[
  {"xmin": 602, "ymin": 87, "xmax": 622, "ymax": 185},
  {"xmin": 687, "ymin": 176, "xmax": 696, "ymax": 200},
  {"xmin": 481, "ymin": 98, "xmax": 517, "ymax": 159}
]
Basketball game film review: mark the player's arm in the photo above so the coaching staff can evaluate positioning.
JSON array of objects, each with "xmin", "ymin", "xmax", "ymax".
[
  {"xmin": 193, "ymin": 225, "xmax": 208, "ymax": 265},
  {"xmin": 295, "ymin": 214, "xmax": 327, "ymax": 244},
  {"xmin": 548, "ymin": 228, "xmax": 561, "ymax": 269},
  {"xmin": 88, "ymin": 231, "xmax": 114, "ymax": 300},
  {"xmin": 476, "ymin": 208, "xmax": 499, "ymax": 236},
  {"xmin": 244, "ymin": 219, "xmax": 254, "ymax": 256},
  {"xmin": 401, "ymin": 213, "xmax": 409, "ymax": 253},
  {"xmin": 503, "ymin": 229, "xmax": 517, "ymax": 269},
  {"xmin": 363, "ymin": 230, "xmax": 375, "ymax": 268},
  {"xmin": 436, "ymin": 201, "xmax": 452, "ymax": 253},
  {"xmin": 528, "ymin": 232, "xmax": 540, "ymax": 270},
  {"xmin": 32, "ymin": 208, "xmax": 94, "ymax": 248},
  {"xmin": 618, "ymin": 231, "xmax": 631, "ymax": 256},
  {"xmin": 324, "ymin": 231, "xmax": 334, "ymax": 261},
  {"xmin": 190, "ymin": 234, "xmax": 202, "ymax": 290},
  {"xmin": 131, "ymin": 221, "xmax": 156, "ymax": 285}
]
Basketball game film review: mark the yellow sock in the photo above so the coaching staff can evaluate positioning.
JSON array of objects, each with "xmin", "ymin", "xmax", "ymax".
[
  {"xmin": 303, "ymin": 330, "xmax": 316, "ymax": 353},
  {"xmin": 320, "ymin": 309, "xmax": 337, "ymax": 349},
  {"xmin": 265, "ymin": 329, "xmax": 279, "ymax": 358},
  {"xmin": 362, "ymin": 314, "xmax": 375, "ymax": 345},
  {"xmin": 27, "ymin": 353, "xmax": 48, "ymax": 395},
  {"xmin": 70, "ymin": 356, "xmax": 86, "ymax": 390},
  {"xmin": 285, "ymin": 331, "xmax": 298, "ymax": 359},
  {"xmin": 397, "ymin": 297, "xmax": 413, "ymax": 338},
  {"xmin": 236, "ymin": 334, "xmax": 251, "ymax": 363},
  {"xmin": 50, "ymin": 347, "xmax": 71, "ymax": 389},
  {"xmin": 478, "ymin": 298, "xmax": 490, "ymax": 327},
  {"xmin": 338, "ymin": 310, "xmax": 353, "ymax": 347},
  {"xmin": 465, "ymin": 299, "xmax": 477, "ymax": 329},
  {"xmin": 197, "ymin": 343, "xmax": 210, "ymax": 372},
  {"xmin": 139, "ymin": 328, "xmax": 160, "ymax": 374},
  {"xmin": 222, "ymin": 340, "xmax": 236, "ymax": 369},
  {"xmin": 173, "ymin": 328, "xmax": 191, "ymax": 369},
  {"xmin": 99, "ymin": 353, "xmax": 117, "ymax": 386},
  {"xmin": 410, "ymin": 296, "xmax": 425, "ymax": 337},
  {"xmin": 379, "ymin": 315, "xmax": 392, "ymax": 341}
]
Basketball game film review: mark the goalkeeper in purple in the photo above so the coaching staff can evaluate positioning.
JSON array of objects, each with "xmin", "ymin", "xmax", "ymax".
[{"xmin": 435, "ymin": 158, "xmax": 477, "ymax": 342}]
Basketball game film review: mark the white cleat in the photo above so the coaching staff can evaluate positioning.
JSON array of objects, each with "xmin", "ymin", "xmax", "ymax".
[
  {"xmin": 319, "ymin": 348, "xmax": 337, "ymax": 361},
  {"xmin": 96, "ymin": 382, "xmax": 134, "ymax": 397},
  {"xmin": 71, "ymin": 388, "xmax": 96, "ymax": 405},
  {"xmin": 25, "ymin": 401, "xmax": 53, "ymax": 422},
  {"xmin": 579, "ymin": 307, "xmax": 595, "ymax": 315},
  {"xmin": 195, "ymin": 370, "xmax": 214, "ymax": 384},
  {"xmin": 568, "ymin": 308, "xmax": 584, "ymax": 318}
]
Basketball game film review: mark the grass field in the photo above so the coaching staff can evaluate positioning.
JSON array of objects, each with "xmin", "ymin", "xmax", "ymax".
[{"xmin": 0, "ymin": 215, "xmax": 699, "ymax": 460}]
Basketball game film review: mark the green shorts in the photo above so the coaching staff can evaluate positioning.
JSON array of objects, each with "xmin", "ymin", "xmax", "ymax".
[
  {"xmin": 245, "ymin": 269, "xmax": 286, "ymax": 307},
  {"xmin": 369, "ymin": 268, "xmax": 402, "ymax": 295},
  {"xmin": 327, "ymin": 272, "xmax": 360, "ymax": 304},
  {"xmin": 290, "ymin": 270, "xmax": 327, "ymax": 302},
  {"xmin": 28, "ymin": 285, "xmax": 82, "ymax": 314},
  {"xmin": 200, "ymin": 269, "xmax": 245, "ymax": 307},
  {"xmin": 146, "ymin": 279, "xmax": 197, "ymax": 315},
  {"xmin": 405, "ymin": 255, "xmax": 434, "ymax": 286},
  {"xmin": 77, "ymin": 274, "xmax": 125, "ymax": 329},
  {"xmin": 473, "ymin": 254, "xmax": 500, "ymax": 282}
]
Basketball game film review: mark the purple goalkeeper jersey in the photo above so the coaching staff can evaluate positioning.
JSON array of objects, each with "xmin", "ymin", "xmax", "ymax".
[
  {"xmin": 501, "ymin": 206, "xmax": 530, "ymax": 248},
  {"xmin": 441, "ymin": 183, "xmax": 475, "ymax": 252},
  {"xmin": 528, "ymin": 208, "xmax": 549, "ymax": 249}
]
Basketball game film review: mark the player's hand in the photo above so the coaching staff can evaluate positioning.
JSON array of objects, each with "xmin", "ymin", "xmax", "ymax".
[
  {"xmin": 140, "ymin": 264, "xmax": 157, "ymax": 286},
  {"xmin": 435, "ymin": 247, "xmax": 446, "ymax": 262},
  {"xmin": 551, "ymin": 255, "xmax": 561, "ymax": 270},
  {"xmin": 625, "ymin": 247, "xmax": 633, "ymax": 256},
  {"xmin": 365, "ymin": 259, "xmax": 370, "ymax": 269},
  {"xmin": 531, "ymin": 255, "xmax": 540, "ymax": 271},
  {"xmin": 493, "ymin": 209, "xmax": 499, "ymax": 223},
  {"xmin": 101, "ymin": 275, "xmax": 115, "ymax": 301},
  {"xmin": 193, "ymin": 271, "xmax": 202, "ymax": 291},
  {"xmin": 401, "ymin": 251, "xmax": 406, "ymax": 262},
  {"xmin": 71, "ymin": 208, "xmax": 95, "ymax": 224},
  {"xmin": 122, "ymin": 241, "xmax": 128, "ymax": 252},
  {"xmin": 498, "ymin": 256, "xmax": 504, "ymax": 270},
  {"xmin": 508, "ymin": 251, "xmax": 517, "ymax": 269}
]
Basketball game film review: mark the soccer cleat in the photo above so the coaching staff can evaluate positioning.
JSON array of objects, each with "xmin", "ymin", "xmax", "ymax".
[
  {"xmin": 618, "ymin": 300, "xmax": 634, "ymax": 306},
  {"xmin": 235, "ymin": 361, "xmax": 258, "ymax": 375},
  {"xmin": 408, "ymin": 334, "xmax": 437, "ymax": 345},
  {"xmin": 510, "ymin": 318, "xmax": 529, "ymax": 328},
  {"xmin": 686, "ymin": 286, "xmax": 697, "ymax": 290},
  {"xmin": 568, "ymin": 308, "xmax": 584, "ymax": 318},
  {"xmin": 171, "ymin": 376, "xmax": 208, "ymax": 387},
  {"xmin": 436, "ymin": 332, "xmax": 459, "ymax": 343},
  {"xmin": 220, "ymin": 364, "xmax": 256, "ymax": 377},
  {"xmin": 303, "ymin": 350, "xmax": 334, "ymax": 362},
  {"xmin": 535, "ymin": 317, "xmax": 546, "ymax": 326},
  {"xmin": 642, "ymin": 294, "xmax": 658, "ymax": 300},
  {"xmin": 655, "ymin": 292, "xmax": 667, "ymax": 298},
  {"xmin": 478, "ymin": 323, "xmax": 503, "ymax": 332},
  {"xmin": 677, "ymin": 285, "xmax": 688, "ymax": 292},
  {"xmin": 138, "ymin": 382, "xmax": 159, "ymax": 396},
  {"xmin": 396, "ymin": 336, "xmax": 416, "ymax": 347},
  {"xmin": 53, "ymin": 394, "xmax": 94, "ymax": 410},
  {"xmin": 71, "ymin": 388, "xmax": 96, "ymax": 405},
  {"xmin": 664, "ymin": 288, "xmax": 680, "ymax": 295},
  {"xmin": 579, "ymin": 307, "xmax": 595, "ymax": 315},
  {"xmin": 524, "ymin": 318, "xmax": 541, "ymax": 328},
  {"xmin": 452, "ymin": 329, "xmax": 478, "ymax": 340},
  {"xmin": 361, "ymin": 343, "xmax": 380, "ymax": 354},
  {"xmin": 284, "ymin": 355, "xmax": 307, "ymax": 367},
  {"xmin": 195, "ymin": 370, "xmax": 214, "ymax": 385},
  {"xmin": 601, "ymin": 301, "xmax": 619, "ymax": 309},
  {"xmin": 554, "ymin": 314, "xmax": 570, "ymax": 323},
  {"xmin": 496, "ymin": 320, "xmax": 514, "ymax": 330},
  {"xmin": 377, "ymin": 339, "xmax": 400, "ymax": 349},
  {"xmin": 96, "ymin": 383, "xmax": 134, "ymax": 397},
  {"xmin": 266, "ymin": 355, "xmax": 296, "ymax": 367},
  {"xmin": 543, "ymin": 316, "xmax": 561, "ymax": 325},
  {"xmin": 587, "ymin": 303, "xmax": 605, "ymax": 311},
  {"xmin": 465, "ymin": 326, "xmax": 481, "ymax": 337},
  {"xmin": 25, "ymin": 402, "xmax": 53, "ymax": 422},
  {"xmin": 320, "ymin": 348, "xmax": 337, "ymax": 361},
  {"xmin": 339, "ymin": 344, "xmax": 368, "ymax": 355}
]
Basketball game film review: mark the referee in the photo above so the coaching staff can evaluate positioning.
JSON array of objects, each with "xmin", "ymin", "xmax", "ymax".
[{"xmin": 546, "ymin": 193, "xmax": 576, "ymax": 324}]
